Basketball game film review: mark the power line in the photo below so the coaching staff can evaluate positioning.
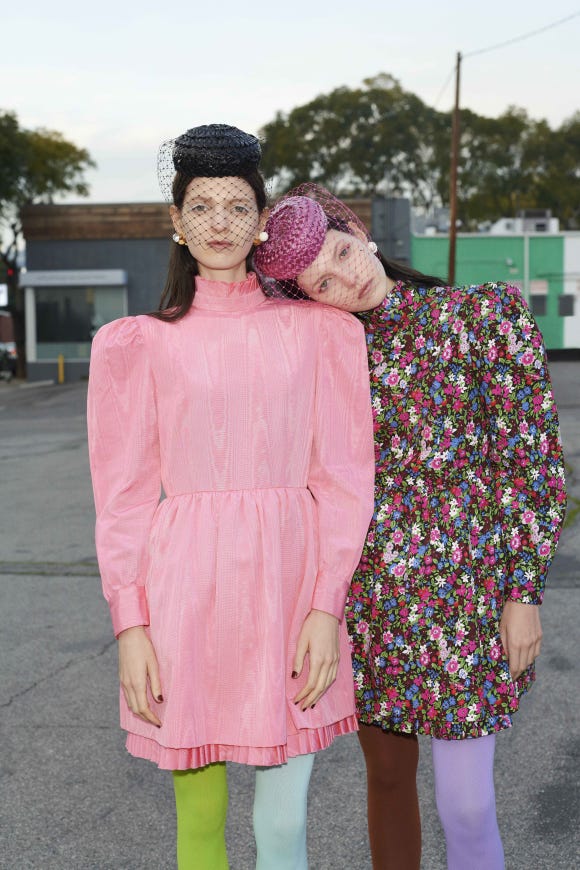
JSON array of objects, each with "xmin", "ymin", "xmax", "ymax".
[
  {"xmin": 464, "ymin": 9, "xmax": 580, "ymax": 59},
  {"xmin": 431, "ymin": 10, "xmax": 580, "ymax": 109},
  {"xmin": 433, "ymin": 65, "xmax": 456, "ymax": 109}
]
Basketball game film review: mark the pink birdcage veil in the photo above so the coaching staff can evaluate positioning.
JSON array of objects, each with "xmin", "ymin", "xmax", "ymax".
[{"xmin": 253, "ymin": 183, "xmax": 385, "ymax": 311}]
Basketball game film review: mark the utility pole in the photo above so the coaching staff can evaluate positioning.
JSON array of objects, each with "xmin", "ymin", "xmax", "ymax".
[{"xmin": 448, "ymin": 51, "xmax": 461, "ymax": 285}]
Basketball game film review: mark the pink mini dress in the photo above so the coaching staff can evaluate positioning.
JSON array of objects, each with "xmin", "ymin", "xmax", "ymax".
[{"xmin": 87, "ymin": 273, "xmax": 374, "ymax": 769}]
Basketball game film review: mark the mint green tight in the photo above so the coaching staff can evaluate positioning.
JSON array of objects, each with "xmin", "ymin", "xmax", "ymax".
[{"xmin": 172, "ymin": 763, "xmax": 228, "ymax": 870}]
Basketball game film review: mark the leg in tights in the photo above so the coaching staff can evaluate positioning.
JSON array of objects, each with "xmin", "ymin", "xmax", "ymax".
[
  {"xmin": 172, "ymin": 762, "xmax": 229, "ymax": 870},
  {"xmin": 432, "ymin": 734, "xmax": 505, "ymax": 870},
  {"xmin": 358, "ymin": 724, "xmax": 421, "ymax": 870},
  {"xmin": 253, "ymin": 753, "xmax": 315, "ymax": 870}
]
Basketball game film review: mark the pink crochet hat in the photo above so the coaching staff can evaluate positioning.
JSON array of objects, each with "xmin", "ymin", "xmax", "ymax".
[{"xmin": 253, "ymin": 196, "xmax": 328, "ymax": 279}]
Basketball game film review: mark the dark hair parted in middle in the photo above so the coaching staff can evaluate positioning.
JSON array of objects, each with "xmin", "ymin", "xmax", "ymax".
[
  {"xmin": 153, "ymin": 169, "xmax": 267, "ymax": 322},
  {"xmin": 151, "ymin": 124, "xmax": 268, "ymax": 322}
]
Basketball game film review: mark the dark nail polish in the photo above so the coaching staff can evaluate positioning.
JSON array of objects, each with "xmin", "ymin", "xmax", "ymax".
[
  {"xmin": 311, "ymin": 704, "xmax": 316, "ymax": 709},
  {"xmin": 291, "ymin": 671, "xmax": 298, "ymax": 679},
  {"xmin": 156, "ymin": 695, "xmax": 163, "ymax": 703}
]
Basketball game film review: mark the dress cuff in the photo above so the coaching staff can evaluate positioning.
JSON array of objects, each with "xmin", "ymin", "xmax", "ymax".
[
  {"xmin": 311, "ymin": 579, "xmax": 346, "ymax": 621},
  {"xmin": 109, "ymin": 585, "xmax": 150, "ymax": 637},
  {"xmin": 506, "ymin": 584, "xmax": 544, "ymax": 606}
]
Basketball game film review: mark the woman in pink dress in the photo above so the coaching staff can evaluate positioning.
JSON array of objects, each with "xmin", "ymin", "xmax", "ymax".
[{"xmin": 87, "ymin": 125, "xmax": 374, "ymax": 869}]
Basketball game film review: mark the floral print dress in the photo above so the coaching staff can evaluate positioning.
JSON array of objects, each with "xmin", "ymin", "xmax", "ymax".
[{"xmin": 346, "ymin": 281, "xmax": 566, "ymax": 739}]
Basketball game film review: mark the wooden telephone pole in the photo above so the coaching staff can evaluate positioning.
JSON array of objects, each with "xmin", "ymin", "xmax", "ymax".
[{"xmin": 448, "ymin": 51, "xmax": 461, "ymax": 285}]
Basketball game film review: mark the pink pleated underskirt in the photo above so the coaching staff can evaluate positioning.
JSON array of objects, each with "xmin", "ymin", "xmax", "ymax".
[{"xmin": 125, "ymin": 714, "xmax": 358, "ymax": 770}]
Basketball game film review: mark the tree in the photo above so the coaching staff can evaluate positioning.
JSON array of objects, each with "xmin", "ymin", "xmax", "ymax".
[
  {"xmin": 259, "ymin": 77, "xmax": 580, "ymax": 232},
  {"xmin": 259, "ymin": 75, "xmax": 446, "ymax": 209},
  {"xmin": 0, "ymin": 111, "xmax": 95, "ymax": 376},
  {"xmin": 452, "ymin": 107, "xmax": 543, "ymax": 228},
  {"xmin": 524, "ymin": 112, "xmax": 580, "ymax": 229}
]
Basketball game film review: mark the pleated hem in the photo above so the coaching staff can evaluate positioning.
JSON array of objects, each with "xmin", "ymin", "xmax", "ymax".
[{"xmin": 125, "ymin": 715, "xmax": 358, "ymax": 770}]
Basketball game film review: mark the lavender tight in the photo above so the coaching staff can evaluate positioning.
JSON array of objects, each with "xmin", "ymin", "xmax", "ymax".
[{"xmin": 432, "ymin": 734, "xmax": 505, "ymax": 870}]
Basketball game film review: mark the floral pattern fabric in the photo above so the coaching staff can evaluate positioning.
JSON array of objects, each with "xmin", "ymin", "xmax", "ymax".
[{"xmin": 346, "ymin": 281, "xmax": 566, "ymax": 738}]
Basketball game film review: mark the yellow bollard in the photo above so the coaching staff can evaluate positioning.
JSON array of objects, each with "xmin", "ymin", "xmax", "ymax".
[{"xmin": 57, "ymin": 354, "xmax": 65, "ymax": 384}]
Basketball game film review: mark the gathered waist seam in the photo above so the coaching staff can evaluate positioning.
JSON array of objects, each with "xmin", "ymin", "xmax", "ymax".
[{"xmin": 165, "ymin": 485, "xmax": 309, "ymax": 497}]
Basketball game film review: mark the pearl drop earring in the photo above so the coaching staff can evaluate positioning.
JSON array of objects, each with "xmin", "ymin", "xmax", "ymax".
[
  {"xmin": 368, "ymin": 241, "xmax": 378, "ymax": 254},
  {"xmin": 253, "ymin": 230, "xmax": 269, "ymax": 246}
]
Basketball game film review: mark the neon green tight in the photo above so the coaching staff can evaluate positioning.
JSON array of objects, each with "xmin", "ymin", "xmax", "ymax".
[{"xmin": 172, "ymin": 763, "xmax": 228, "ymax": 870}]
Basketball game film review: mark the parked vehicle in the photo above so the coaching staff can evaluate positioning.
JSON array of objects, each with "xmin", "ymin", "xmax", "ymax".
[
  {"xmin": 0, "ymin": 311, "xmax": 17, "ymax": 380},
  {"xmin": 0, "ymin": 342, "xmax": 16, "ymax": 381}
]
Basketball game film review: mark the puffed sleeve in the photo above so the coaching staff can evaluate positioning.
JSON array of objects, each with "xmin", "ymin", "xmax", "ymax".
[
  {"xmin": 308, "ymin": 308, "xmax": 375, "ymax": 619},
  {"xmin": 471, "ymin": 283, "xmax": 566, "ymax": 604},
  {"xmin": 87, "ymin": 316, "xmax": 161, "ymax": 636}
]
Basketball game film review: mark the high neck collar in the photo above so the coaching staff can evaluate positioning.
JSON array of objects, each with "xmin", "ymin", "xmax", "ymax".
[
  {"xmin": 191, "ymin": 272, "xmax": 266, "ymax": 312},
  {"xmin": 356, "ymin": 279, "xmax": 405, "ymax": 324}
]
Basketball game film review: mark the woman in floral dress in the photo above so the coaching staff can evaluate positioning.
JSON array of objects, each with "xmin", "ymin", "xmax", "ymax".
[{"xmin": 254, "ymin": 185, "xmax": 567, "ymax": 870}]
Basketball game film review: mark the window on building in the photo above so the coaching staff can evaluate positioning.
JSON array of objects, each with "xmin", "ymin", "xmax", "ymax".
[
  {"xmin": 529, "ymin": 295, "xmax": 547, "ymax": 317},
  {"xmin": 35, "ymin": 286, "xmax": 126, "ymax": 359},
  {"xmin": 558, "ymin": 294, "xmax": 575, "ymax": 317}
]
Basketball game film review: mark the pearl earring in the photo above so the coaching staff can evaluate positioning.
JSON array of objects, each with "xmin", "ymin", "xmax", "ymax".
[
  {"xmin": 254, "ymin": 230, "xmax": 269, "ymax": 245},
  {"xmin": 368, "ymin": 241, "xmax": 378, "ymax": 254},
  {"xmin": 172, "ymin": 232, "xmax": 186, "ymax": 246}
]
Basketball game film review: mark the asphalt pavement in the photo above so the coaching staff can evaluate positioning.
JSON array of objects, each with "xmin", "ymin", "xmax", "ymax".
[{"xmin": 0, "ymin": 363, "xmax": 578, "ymax": 869}]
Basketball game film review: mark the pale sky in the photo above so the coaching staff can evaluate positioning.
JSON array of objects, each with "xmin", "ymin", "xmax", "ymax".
[{"xmin": 4, "ymin": 1, "xmax": 580, "ymax": 203}]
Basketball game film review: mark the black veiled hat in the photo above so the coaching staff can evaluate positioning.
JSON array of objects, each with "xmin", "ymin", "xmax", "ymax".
[
  {"xmin": 158, "ymin": 123, "xmax": 262, "ymax": 201},
  {"xmin": 173, "ymin": 124, "xmax": 261, "ymax": 176}
]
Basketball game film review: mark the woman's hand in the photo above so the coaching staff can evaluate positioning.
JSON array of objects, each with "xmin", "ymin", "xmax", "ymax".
[
  {"xmin": 499, "ymin": 600, "xmax": 543, "ymax": 681},
  {"xmin": 292, "ymin": 609, "xmax": 340, "ymax": 710},
  {"xmin": 118, "ymin": 626, "xmax": 163, "ymax": 727}
]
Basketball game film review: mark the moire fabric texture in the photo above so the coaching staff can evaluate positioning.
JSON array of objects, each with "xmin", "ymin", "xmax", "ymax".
[
  {"xmin": 88, "ymin": 273, "xmax": 375, "ymax": 769},
  {"xmin": 347, "ymin": 281, "xmax": 566, "ymax": 739}
]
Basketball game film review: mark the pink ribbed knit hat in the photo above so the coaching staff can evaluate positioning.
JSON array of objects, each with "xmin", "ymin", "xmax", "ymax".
[{"xmin": 253, "ymin": 196, "xmax": 328, "ymax": 279}]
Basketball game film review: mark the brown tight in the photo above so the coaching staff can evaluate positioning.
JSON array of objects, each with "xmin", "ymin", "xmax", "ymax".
[{"xmin": 358, "ymin": 724, "xmax": 421, "ymax": 870}]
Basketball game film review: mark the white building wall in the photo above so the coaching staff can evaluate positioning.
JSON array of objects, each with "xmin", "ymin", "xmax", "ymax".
[
  {"xmin": 563, "ymin": 234, "xmax": 580, "ymax": 349},
  {"xmin": 490, "ymin": 216, "xmax": 560, "ymax": 235}
]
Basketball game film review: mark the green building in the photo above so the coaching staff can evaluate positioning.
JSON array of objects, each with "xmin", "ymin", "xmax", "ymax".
[{"xmin": 411, "ymin": 233, "xmax": 580, "ymax": 351}]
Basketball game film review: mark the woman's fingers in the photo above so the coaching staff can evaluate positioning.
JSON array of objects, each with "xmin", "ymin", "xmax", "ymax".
[
  {"xmin": 293, "ymin": 609, "xmax": 340, "ymax": 709},
  {"xmin": 305, "ymin": 663, "xmax": 337, "ymax": 708},
  {"xmin": 120, "ymin": 668, "xmax": 162, "ymax": 727},
  {"xmin": 134, "ymin": 679, "xmax": 162, "ymax": 727},
  {"xmin": 512, "ymin": 634, "xmax": 540, "ymax": 679},
  {"xmin": 294, "ymin": 665, "xmax": 327, "ymax": 709},
  {"xmin": 291, "ymin": 633, "xmax": 308, "ymax": 681},
  {"xmin": 499, "ymin": 600, "xmax": 542, "ymax": 680},
  {"xmin": 118, "ymin": 626, "xmax": 163, "ymax": 727},
  {"xmin": 148, "ymin": 653, "xmax": 164, "ymax": 704},
  {"xmin": 294, "ymin": 652, "xmax": 339, "ymax": 709}
]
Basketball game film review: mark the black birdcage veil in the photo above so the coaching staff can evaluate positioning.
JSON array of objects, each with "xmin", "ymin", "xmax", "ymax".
[{"xmin": 158, "ymin": 124, "xmax": 265, "ymax": 269}]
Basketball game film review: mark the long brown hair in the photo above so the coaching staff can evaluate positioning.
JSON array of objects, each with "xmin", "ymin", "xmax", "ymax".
[
  {"xmin": 379, "ymin": 253, "xmax": 443, "ymax": 288},
  {"xmin": 149, "ymin": 169, "xmax": 268, "ymax": 322}
]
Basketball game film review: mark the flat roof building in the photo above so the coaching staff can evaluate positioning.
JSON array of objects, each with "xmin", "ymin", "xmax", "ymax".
[{"xmin": 20, "ymin": 203, "xmax": 172, "ymax": 381}]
